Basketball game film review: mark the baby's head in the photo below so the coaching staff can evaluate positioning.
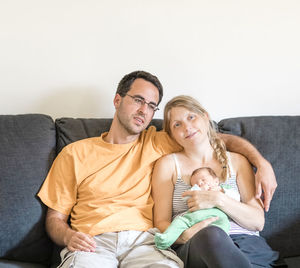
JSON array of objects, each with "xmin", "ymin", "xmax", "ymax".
[{"xmin": 191, "ymin": 167, "xmax": 219, "ymax": 191}]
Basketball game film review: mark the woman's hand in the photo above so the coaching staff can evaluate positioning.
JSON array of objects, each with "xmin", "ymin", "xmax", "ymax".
[
  {"xmin": 182, "ymin": 190, "xmax": 222, "ymax": 212},
  {"xmin": 177, "ymin": 217, "xmax": 219, "ymax": 244}
]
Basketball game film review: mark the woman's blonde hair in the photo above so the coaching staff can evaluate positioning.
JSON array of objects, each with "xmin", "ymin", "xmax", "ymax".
[{"xmin": 163, "ymin": 95, "xmax": 229, "ymax": 181}]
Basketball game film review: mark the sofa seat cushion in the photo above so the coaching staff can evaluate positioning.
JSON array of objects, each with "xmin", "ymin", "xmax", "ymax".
[
  {"xmin": 0, "ymin": 259, "xmax": 47, "ymax": 268},
  {"xmin": 284, "ymin": 256, "xmax": 300, "ymax": 268}
]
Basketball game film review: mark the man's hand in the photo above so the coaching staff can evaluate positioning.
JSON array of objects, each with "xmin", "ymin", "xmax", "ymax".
[
  {"xmin": 255, "ymin": 160, "xmax": 277, "ymax": 212},
  {"xmin": 45, "ymin": 208, "xmax": 96, "ymax": 252},
  {"xmin": 64, "ymin": 229, "xmax": 96, "ymax": 252}
]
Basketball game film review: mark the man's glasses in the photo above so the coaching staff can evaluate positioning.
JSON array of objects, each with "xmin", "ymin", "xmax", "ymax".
[{"xmin": 125, "ymin": 94, "xmax": 159, "ymax": 112}]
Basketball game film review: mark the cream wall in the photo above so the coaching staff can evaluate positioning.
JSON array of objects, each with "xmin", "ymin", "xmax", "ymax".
[{"xmin": 1, "ymin": 0, "xmax": 299, "ymax": 122}]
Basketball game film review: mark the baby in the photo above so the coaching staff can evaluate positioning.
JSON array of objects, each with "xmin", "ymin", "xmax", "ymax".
[
  {"xmin": 190, "ymin": 167, "xmax": 240, "ymax": 201},
  {"xmin": 155, "ymin": 167, "xmax": 232, "ymax": 250}
]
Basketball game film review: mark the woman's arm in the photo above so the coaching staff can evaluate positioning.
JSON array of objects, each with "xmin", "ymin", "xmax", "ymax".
[
  {"xmin": 152, "ymin": 155, "xmax": 175, "ymax": 233},
  {"xmin": 219, "ymin": 132, "xmax": 277, "ymax": 212},
  {"xmin": 219, "ymin": 152, "xmax": 265, "ymax": 231},
  {"xmin": 184, "ymin": 152, "xmax": 265, "ymax": 231}
]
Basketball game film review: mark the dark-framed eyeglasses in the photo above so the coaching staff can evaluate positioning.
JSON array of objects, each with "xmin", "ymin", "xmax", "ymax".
[{"xmin": 125, "ymin": 94, "xmax": 159, "ymax": 112}]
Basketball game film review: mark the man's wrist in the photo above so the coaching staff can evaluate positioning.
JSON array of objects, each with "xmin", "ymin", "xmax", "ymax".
[
  {"xmin": 255, "ymin": 157, "xmax": 270, "ymax": 170},
  {"xmin": 64, "ymin": 228, "xmax": 75, "ymax": 246}
]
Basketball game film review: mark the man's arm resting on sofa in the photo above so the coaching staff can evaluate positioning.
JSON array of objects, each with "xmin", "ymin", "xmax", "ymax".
[
  {"xmin": 219, "ymin": 133, "xmax": 277, "ymax": 212},
  {"xmin": 46, "ymin": 208, "xmax": 96, "ymax": 252}
]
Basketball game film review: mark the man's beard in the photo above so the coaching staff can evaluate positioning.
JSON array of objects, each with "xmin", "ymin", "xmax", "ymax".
[{"xmin": 116, "ymin": 111, "xmax": 146, "ymax": 136}]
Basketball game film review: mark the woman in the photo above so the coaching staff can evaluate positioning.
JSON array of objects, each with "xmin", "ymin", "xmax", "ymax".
[{"xmin": 152, "ymin": 95, "xmax": 278, "ymax": 268}]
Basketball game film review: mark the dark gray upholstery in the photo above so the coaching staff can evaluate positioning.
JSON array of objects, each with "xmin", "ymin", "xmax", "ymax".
[
  {"xmin": 55, "ymin": 118, "xmax": 113, "ymax": 154},
  {"xmin": 0, "ymin": 114, "xmax": 56, "ymax": 267},
  {"xmin": 55, "ymin": 117, "xmax": 163, "ymax": 153},
  {"xmin": 0, "ymin": 260, "xmax": 46, "ymax": 268},
  {"xmin": 218, "ymin": 116, "xmax": 300, "ymax": 260},
  {"xmin": 1, "ymin": 114, "xmax": 299, "ymax": 267}
]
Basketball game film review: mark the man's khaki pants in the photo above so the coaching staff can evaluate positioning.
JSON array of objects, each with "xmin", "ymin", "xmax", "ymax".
[{"xmin": 57, "ymin": 229, "xmax": 183, "ymax": 268}]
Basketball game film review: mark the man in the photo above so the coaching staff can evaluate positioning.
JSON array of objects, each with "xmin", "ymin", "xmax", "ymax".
[{"xmin": 38, "ymin": 70, "xmax": 277, "ymax": 267}]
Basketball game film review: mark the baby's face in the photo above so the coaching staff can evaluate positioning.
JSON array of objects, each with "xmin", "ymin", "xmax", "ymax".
[{"xmin": 191, "ymin": 170, "xmax": 219, "ymax": 190}]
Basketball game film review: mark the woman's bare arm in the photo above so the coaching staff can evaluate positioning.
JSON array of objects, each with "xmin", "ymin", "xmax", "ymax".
[
  {"xmin": 152, "ymin": 155, "xmax": 175, "ymax": 232},
  {"xmin": 218, "ymin": 153, "xmax": 265, "ymax": 230}
]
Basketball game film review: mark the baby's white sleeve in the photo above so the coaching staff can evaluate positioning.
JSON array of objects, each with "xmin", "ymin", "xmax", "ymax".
[
  {"xmin": 190, "ymin": 184, "xmax": 201, "ymax": 191},
  {"xmin": 182, "ymin": 184, "xmax": 201, "ymax": 202}
]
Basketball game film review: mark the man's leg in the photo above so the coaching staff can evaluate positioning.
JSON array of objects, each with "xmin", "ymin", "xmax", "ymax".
[
  {"xmin": 57, "ymin": 233, "xmax": 119, "ymax": 268},
  {"xmin": 120, "ymin": 229, "xmax": 183, "ymax": 268}
]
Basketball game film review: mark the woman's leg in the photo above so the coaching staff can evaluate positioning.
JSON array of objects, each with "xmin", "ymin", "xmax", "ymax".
[
  {"xmin": 230, "ymin": 234, "xmax": 279, "ymax": 268},
  {"xmin": 174, "ymin": 225, "xmax": 252, "ymax": 268}
]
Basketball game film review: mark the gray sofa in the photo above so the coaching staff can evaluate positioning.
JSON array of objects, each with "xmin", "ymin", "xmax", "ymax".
[{"xmin": 0, "ymin": 114, "xmax": 299, "ymax": 268}]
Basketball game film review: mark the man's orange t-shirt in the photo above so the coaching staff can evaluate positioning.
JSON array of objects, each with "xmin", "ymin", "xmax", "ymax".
[{"xmin": 38, "ymin": 126, "xmax": 180, "ymax": 236}]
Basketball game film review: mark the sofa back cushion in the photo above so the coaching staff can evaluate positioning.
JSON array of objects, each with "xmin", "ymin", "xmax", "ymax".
[
  {"xmin": 218, "ymin": 116, "xmax": 300, "ymax": 258},
  {"xmin": 0, "ymin": 114, "xmax": 56, "ymax": 265},
  {"xmin": 55, "ymin": 117, "xmax": 163, "ymax": 153}
]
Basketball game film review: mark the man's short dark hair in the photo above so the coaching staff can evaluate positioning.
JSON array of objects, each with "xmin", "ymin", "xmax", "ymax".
[{"xmin": 116, "ymin": 71, "xmax": 163, "ymax": 105}]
